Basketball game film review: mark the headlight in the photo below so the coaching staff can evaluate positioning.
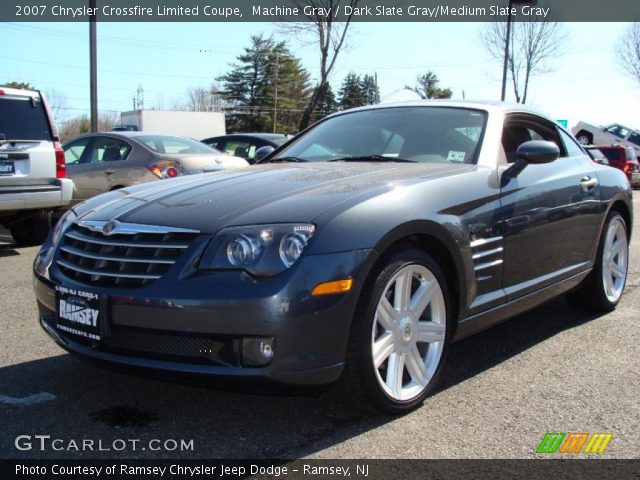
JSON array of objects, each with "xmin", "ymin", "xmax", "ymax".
[
  {"xmin": 200, "ymin": 224, "xmax": 315, "ymax": 276},
  {"xmin": 35, "ymin": 209, "xmax": 77, "ymax": 277},
  {"xmin": 51, "ymin": 209, "xmax": 77, "ymax": 246}
]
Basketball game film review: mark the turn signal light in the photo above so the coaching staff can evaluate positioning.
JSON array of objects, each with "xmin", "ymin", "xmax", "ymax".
[{"xmin": 311, "ymin": 278, "xmax": 353, "ymax": 296}]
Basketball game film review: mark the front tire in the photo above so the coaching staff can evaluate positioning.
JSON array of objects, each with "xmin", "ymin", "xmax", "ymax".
[
  {"xmin": 567, "ymin": 211, "xmax": 629, "ymax": 312},
  {"xmin": 337, "ymin": 249, "xmax": 452, "ymax": 415}
]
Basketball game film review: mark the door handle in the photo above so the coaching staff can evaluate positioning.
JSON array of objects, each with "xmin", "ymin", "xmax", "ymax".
[
  {"xmin": 580, "ymin": 176, "xmax": 599, "ymax": 192},
  {"xmin": 104, "ymin": 169, "xmax": 115, "ymax": 175}
]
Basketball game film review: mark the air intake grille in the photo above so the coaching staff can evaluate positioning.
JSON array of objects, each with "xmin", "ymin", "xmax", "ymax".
[{"xmin": 56, "ymin": 220, "xmax": 198, "ymax": 287}]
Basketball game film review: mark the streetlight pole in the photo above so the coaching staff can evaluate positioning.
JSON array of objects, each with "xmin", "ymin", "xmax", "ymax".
[{"xmin": 89, "ymin": 0, "xmax": 98, "ymax": 132}]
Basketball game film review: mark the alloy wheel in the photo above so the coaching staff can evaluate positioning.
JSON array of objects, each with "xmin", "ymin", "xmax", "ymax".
[
  {"xmin": 371, "ymin": 264, "xmax": 446, "ymax": 401},
  {"xmin": 602, "ymin": 217, "xmax": 628, "ymax": 303}
]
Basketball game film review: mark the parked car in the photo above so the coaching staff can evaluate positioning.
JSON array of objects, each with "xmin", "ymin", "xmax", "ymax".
[
  {"xmin": 63, "ymin": 132, "xmax": 248, "ymax": 205},
  {"xmin": 597, "ymin": 145, "xmax": 640, "ymax": 188},
  {"xmin": 584, "ymin": 146, "xmax": 609, "ymax": 165},
  {"xmin": 111, "ymin": 125, "xmax": 138, "ymax": 132},
  {"xmin": 0, "ymin": 86, "xmax": 73, "ymax": 245},
  {"xmin": 201, "ymin": 133, "xmax": 290, "ymax": 164},
  {"xmin": 572, "ymin": 121, "xmax": 640, "ymax": 154},
  {"xmin": 34, "ymin": 101, "xmax": 632, "ymax": 414}
]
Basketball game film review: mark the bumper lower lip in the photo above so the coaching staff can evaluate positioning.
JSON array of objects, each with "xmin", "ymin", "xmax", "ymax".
[{"xmin": 33, "ymin": 248, "xmax": 377, "ymax": 388}]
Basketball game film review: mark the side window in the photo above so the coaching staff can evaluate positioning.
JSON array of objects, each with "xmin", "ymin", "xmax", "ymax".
[
  {"xmin": 87, "ymin": 137, "xmax": 131, "ymax": 163},
  {"xmin": 606, "ymin": 125, "xmax": 629, "ymax": 139},
  {"xmin": 225, "ymin": 141, "xmax": 253, "ymax": 159},
  {"xmin": 627, "ymin": 131, "xmax": 640, "ymax": 147},
  {"xmin": 501, "ymin": 116, "xmax": 562, "ymax": 163},
  {"xmin": 558, "ymin": 130, "xmax": 585, "ymax": 158},
  {"xmin": 63, "ymin": 138, "xmax": 91, "ymax": 165}
]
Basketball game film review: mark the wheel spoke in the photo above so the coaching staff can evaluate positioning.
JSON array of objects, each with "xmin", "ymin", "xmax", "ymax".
[
  {"xmin": 394, "ymin": 270, "xmax": 413, "ymax": 311},
  {"xmin": 406, "ymin": 345, "xmax": 430, "ymax": 387},
  {"xmin": 410, "ymin": 280, "xmax": 435, "ymax": 319},
  {"xmin": 416, "ymin": 321, "xmax": 446, "ymax": 344},
  {"xmin": 610, "ymin": 261, "xmax": 626, "ymax": 279},
  {"xmin": 604, "ymin": 273, "xmax": 615, "ymax": 298},
  {"xmin": 611, "ymin": 239, "xmax": 625, "ymax": 256},
  {"xmin": 385, "ymin": 352, "xmax": 406, "ymax": 398},
  {"xmin": 377, "ymin": 296, "xmax": 397, "ymax": 331},
  {"xmin": 372, "ymin": 333, "xmax": 395, "ymax": 368}
]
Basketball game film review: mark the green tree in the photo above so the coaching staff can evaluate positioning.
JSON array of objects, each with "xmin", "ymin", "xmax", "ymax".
[
  {"xmin": 361, "ymin": 74, "xmax": 380, "ymax": 105},
  {"xmin": 311, "ymin": 83, "xmax": 338, "ymax": 123},
  {"xmin": 217, "ymin": 35, "xmax": 310, "ymax": 133},
  {"xmin": 405, "ymin": 72, "xmax": 452, "ymax": 99},
  {"xmin": 3, "ymin": 81, "xmax": 35, "ymax": 90},
  {"xmin": 338, "ymin": 73, "xmax": 366, "ymax": 110}
]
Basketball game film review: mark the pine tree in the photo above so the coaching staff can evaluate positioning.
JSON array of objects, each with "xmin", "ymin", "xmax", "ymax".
[
  {"xmin": 217, "ymin": 35, "xmax": 311, "ymax": 133},
  {"xmin": 338, "ymin": 73, "xmax": 366, "ymax": 110},
  {"xmin": 361, "ymin": 74, "xmax": 380, "ymax": 105}
]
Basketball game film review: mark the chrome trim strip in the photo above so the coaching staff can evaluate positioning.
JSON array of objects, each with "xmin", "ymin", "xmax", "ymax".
[
  {"xmin": 474, "ymin": 259, "xmax": 504, "ymax": 271},
  {"xmin": 56, "ymin": 258, "xmax": 162, "ymax": 280},
  {"xmin": 470, "ymin": 236, "xmax": 503, "ymax": 248},
  {"xmin": 59, "ymin": 245, "xmax": 174, "ymax": 265},
  {"xmin": 472, "ymin": 247, "xmax": 504, "ymax": 260},
  {"xmin": 65, "ymin": 230, "xmax": 190, "ymax": 249},
  {"xmin": 78, "ymin": 220, "xmax": 200, "ymax": 235}
]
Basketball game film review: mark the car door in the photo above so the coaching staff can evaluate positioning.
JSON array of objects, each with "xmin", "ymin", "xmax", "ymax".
[
  {"xmin": 66, "ymin": 136, "xmax": 131, "ymax": 200},
  {"xmin": 498, "ymin": 114, "xmax": 601, "ymax": 301}
]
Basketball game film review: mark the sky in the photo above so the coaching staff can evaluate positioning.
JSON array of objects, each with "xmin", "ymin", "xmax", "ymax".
[{"xmin": 1, "ymin": 21, "xmax": 639, "ymax": 130}]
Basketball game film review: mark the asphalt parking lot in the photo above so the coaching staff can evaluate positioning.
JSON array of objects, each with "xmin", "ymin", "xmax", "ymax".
[{"xmin": 1, "ymin": 196, "xmax": 638, "ymax": 460}]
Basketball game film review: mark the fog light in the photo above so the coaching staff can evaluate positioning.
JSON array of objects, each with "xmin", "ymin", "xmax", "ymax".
[{"xmin": 242, "ymin": 337, "xmax": 275, "ymax": 366}]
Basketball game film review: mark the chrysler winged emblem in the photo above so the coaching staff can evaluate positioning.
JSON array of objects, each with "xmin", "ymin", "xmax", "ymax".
[{"xmin": 102, "ymin": 220, "xmax": 118, "ymax": 236}]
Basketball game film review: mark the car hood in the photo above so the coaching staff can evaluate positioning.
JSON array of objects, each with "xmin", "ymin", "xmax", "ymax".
[{"xmin": 77, "ymin": 162, "xmax": 474, "ymax": 233}]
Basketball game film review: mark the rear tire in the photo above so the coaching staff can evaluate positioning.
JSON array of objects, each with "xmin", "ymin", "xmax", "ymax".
[
  {"xmin": 336, "ymin": 248, "xmax": 452, "ymax": 415},
  {"xmin": 567, "ymin": 211, "xmax": 628, "ymax": 312},
  {"xmin": 9, "ymin": 211, "xmax": 51, "ymax": 246}
]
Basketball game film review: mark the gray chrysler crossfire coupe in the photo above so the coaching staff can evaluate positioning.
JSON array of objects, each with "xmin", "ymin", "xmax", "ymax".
[{"xmin": 33, "ymin": 101, "xmax": 632, "ymax": 414}]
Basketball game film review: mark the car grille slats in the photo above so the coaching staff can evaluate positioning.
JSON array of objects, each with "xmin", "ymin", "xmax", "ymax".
[{"xmin": 56, "ymin": 221, "xmax": 198, "ymax": 287}]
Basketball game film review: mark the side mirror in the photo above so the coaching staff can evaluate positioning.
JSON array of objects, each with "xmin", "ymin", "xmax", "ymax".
[
  {"xmin": 254, "ymin": 146, "xmax": 275, "ymax": 164},
  {"xmin": 502, "ymin": 141, "xmax": 559, "ymax": 183},
  {"xmin": 516, "ymin": 140, "xmax": 560, "ymax": 164}
]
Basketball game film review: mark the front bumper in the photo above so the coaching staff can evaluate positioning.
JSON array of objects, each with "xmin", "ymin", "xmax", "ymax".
[
  {"xmin": 0, "ymin": 178, "xmax": 73, "ymax": 211},
  {"xmin": 33, "ymin": 246, "xmax": 376, "ymax": 388}
]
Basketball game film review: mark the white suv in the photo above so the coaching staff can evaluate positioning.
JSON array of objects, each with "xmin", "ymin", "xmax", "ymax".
[{"xmin": 0, "ymin": 86, "xmax": 73, "ymax": 245}]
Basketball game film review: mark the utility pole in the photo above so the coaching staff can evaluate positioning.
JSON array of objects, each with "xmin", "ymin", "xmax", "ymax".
[
  {"xmin": 89, "ymin": 0, "xmax": 98, "ymax": 132},
  {"xmin": 273, "ymin": 52, "xmax": 279, "ymax": 133},
  {"xmin": 500, "ymin": 0, "xmax": 537, "ymax": 101}
]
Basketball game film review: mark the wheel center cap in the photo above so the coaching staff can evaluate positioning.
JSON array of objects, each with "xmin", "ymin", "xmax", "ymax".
[{"xmin": 403, "ymin": 324, "xmax": 413, "ymax": 341}]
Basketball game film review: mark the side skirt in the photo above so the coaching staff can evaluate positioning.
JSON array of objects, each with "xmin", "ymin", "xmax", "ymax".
[{"xmin": 452, "ymin": 269, "xmax": 591, "ymax": 342}]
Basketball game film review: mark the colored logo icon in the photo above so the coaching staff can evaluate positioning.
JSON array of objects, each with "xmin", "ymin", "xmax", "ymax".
[{"xmin": 537, "ymin": 432, "xmax": 613, "ymax": 454}]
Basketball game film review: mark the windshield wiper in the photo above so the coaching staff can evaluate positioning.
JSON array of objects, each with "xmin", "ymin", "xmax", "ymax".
[
  {"xmin": 261, "ymin": 156, "xmax": 308, "ymax": 163},
  {"xmin": 328, "ymin": 155, "xmax": 417, "ymax": 163}
]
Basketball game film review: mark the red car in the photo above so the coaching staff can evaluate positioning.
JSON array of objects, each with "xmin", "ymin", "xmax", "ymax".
[{"xmin": 597, "ymin": 145, "xmax": 640, "ymax": 188}]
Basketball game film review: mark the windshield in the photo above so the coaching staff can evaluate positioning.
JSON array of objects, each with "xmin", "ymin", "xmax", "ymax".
[
  {"xmin": 136, "ymin": 135, "xmax": 221, "ymax": 154},
  {"xmin": 0, "ymin": 94, "xmax": 52, "ymax": 141},
  {"xmin": 587, "ymin": 147, "xmax": 606, "ymax": 159},
  {"xmin": 270, "ymin": 107, "xmax": 487, "ymax": 164}
]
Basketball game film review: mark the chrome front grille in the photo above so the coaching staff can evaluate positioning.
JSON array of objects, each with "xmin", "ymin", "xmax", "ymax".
[{"xmin": 56, "ymin": 220, "xmax": 199, "ymax": 287}]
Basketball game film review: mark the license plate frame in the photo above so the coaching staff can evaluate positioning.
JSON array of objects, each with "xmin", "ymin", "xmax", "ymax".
[
  {"xmin": 0, "ymin": 161, "xmax": 14, "ymax": 176},
  {"xmin": 55, "ymin": 285, "xmax": 106, "ymax": 341}
]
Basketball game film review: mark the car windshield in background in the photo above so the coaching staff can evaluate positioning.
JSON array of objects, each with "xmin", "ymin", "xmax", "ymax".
[
  {"xmin": 0, "ymin": 95, "xmax": 51, "ymax": 141},
  {"xmin": 587, "ymin": 147, "xmax": 607, "ymax": 160},
  {"xmin": 137, "ymin": 135, "xmax": 220, "ymax": 155},
  {"xmin": 269, "ymin": 107, "xmax": 487, "ymax": 164}
]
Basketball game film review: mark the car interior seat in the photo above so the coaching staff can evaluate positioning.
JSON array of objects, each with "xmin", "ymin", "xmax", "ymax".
[
  {"xmin": 399, "ymin": 131, "xmax": 446, "ymax": 163},
  {"xmin": 502, "ymin": 126, "xmax": 532, "ymax": 163}
]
